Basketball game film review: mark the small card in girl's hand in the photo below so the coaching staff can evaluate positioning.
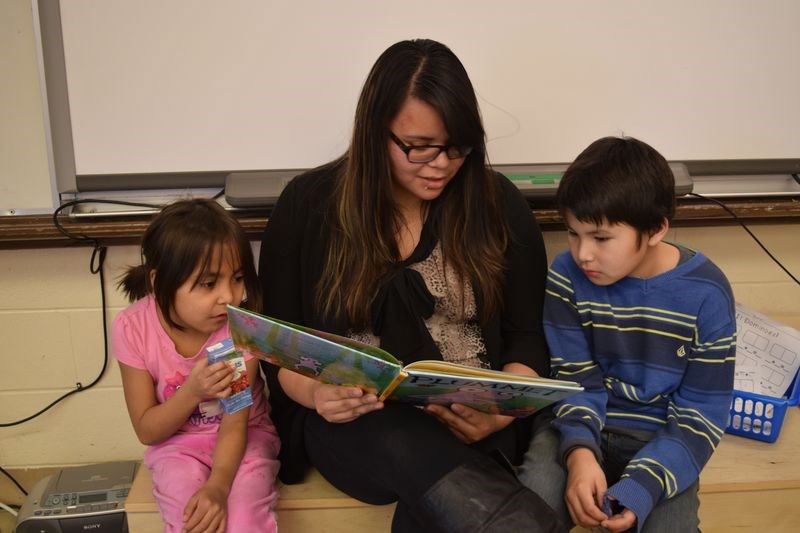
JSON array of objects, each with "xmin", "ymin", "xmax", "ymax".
[{"xmin": 206, "ymin": 338, "xmax": 253, "ymax": 414}]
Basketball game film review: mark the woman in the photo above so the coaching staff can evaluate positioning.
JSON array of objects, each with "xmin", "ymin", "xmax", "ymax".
[{"xmin": 260, "ymin": 39, "xmax": 562, "ymax": 532}]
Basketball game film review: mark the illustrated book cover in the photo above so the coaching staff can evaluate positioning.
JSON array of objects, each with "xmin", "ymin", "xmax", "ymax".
[{"xmin": 227, "ymin": 305, "xmax": 582, "ymax": 417}]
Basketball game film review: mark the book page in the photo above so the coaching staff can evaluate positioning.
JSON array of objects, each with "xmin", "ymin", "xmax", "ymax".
[
  {"xmin": 734, "ymin": 302, "xmax": 800, "ymax": 398},
  {"xmin": 404, "ymin": 360, "xmax": 580, "ymax": 386},
  {"xmin": 390, "ymin": 369, "xmax": 580, "ymax": 417},
  {"xmin": 227, "ymin": 306, "xmax": 401, "ymax": 394}
]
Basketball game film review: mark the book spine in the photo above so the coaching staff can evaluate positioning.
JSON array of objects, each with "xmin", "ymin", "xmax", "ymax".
[
  {"xmin": 378, "ymin": 370, "xmax": 409, "ymax": 402},
  {"xmin": 206, "ymin": 338, "xmax": 253, "ymax": 414}
]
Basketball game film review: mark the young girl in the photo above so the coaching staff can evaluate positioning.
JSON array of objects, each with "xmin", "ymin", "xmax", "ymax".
[{"xmin": 112, "ymin": 199, "xmax": 279, "ymax": 533}]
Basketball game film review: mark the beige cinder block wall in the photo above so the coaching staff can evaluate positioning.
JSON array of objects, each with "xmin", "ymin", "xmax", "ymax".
[
  {"xmin": 0, "ymin": 245, "xmax": 146, "ymax": 468},
  {"xmin": 1, "ymin": 222, "xmax": 798, "ymax": 468}
]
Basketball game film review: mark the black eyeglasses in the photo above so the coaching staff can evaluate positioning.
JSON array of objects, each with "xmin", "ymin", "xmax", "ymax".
[{"xmin": 389, "ymin": 132, "xmax": 473, "ymax": 163}]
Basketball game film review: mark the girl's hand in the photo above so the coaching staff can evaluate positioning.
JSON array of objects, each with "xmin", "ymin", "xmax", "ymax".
[
  {"xmin": 424, "ymin": 403, "xmax": 513, "ymax": 443},
  {"xmin": 184, "ymin": 358, "xmax": 234, "ymax": 402},
  {"xmin": 565, "ymin": 447, "xmax": 609, "ymax": 528},
  {"xmin": 312, "ymin": 383, "xmax": 383, "ymax": 423},
  {"xmin": 182, "ymin": 482, "xmax": 228, "ymax": 533}
]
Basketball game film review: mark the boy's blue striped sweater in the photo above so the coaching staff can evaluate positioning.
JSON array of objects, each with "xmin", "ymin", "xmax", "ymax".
[{"xmin": 545, "ymin": 250, "xmax": 736, "ymax": 529}]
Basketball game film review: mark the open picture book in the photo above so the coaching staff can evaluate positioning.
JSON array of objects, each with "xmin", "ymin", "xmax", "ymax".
[{"xmin": 227, "ymin": 305, "xmax": 582, "ymax": 417}]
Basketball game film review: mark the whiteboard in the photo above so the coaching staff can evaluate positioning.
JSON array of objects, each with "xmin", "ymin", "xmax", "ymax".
[{"xmin": 41, "ymin": 0, "xmax": 800, "ymax": 191}]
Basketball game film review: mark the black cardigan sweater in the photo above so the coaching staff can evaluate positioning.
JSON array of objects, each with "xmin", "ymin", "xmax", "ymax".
[{"xmin": 258, "ymin": 162, "xmax": 550, "ymax": 483}]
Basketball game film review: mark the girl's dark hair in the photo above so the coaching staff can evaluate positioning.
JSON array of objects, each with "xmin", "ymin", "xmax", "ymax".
[
  {"xmin": 319, "ymin": 38, "xmax": 508, "ymax": 326},
  {"xmin": 557, "ymin": 136, "xmax": 675, "ymax": 236},
  {"xmin": 117, "ymin": 199, "xmax": 261, "ymax": 330}
]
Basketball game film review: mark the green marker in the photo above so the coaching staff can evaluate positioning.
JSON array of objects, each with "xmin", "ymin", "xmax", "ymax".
[{"xmin": 507, "ymin": 173, "xmax": 562, "ymax": 185}]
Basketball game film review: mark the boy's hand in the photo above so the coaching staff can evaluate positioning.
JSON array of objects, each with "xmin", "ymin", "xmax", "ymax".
[
  {"xmin": 565, "ymin": 447, "xmax": 609, "ymax": 528},
  {"xmin": 182, "ymin": 482, "xmax": 228, "ymax": 533},
  {"xmin": 184, "ymin": 358, "xmax": 234, "ymax": 402},
  {"xmin": 601, "ymin": 502, "xmax": 637, "ymax": 533},
  {"xmin": 312, "ymin": 383, "xmax": 383, "ymax": 423},
  {"xmin": 424, "ymin": 403, "xmax": 513, "ymax": 443}
]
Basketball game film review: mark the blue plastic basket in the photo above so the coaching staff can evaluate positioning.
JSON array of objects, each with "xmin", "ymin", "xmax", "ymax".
[{"xmin": 726, "ymin": 370, "xmax": 800, "ymax": 443}]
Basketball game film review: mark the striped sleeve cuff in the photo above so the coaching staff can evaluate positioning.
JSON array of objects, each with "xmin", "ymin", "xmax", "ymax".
[{"xmin": 604, "ymin": 477, "xmax": 658, "ymax": 533}]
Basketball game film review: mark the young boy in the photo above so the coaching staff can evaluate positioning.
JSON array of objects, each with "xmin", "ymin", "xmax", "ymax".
[{"xmin": 518, "ymin": 137, "xmax": 736, "ymax": 532}]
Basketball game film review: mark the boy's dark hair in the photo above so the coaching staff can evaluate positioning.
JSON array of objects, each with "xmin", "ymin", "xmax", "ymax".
[
  {"xmin": 117, "ymin": 198, "xmax": 261, "ymax": 330},
  {"xmin": 557, "ymin": 136, "xmax": 675, "ymax": 235}
]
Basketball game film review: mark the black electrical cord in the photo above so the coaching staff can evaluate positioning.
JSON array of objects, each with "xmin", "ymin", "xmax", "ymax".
[
  {"xmin": 0, "ymin": 194, "xmax": 223, "ymax": 495},
  {"xmin": 688, "ymin": 192, "xmax": 800, "ymax": 286},
  {"xmin": 0, "ymin": 195, "xmax": 225, "ymax": 428},
  {"xmin": 0, "ymin": 200, "xmax": 169, "ymax": 428},
  {"xmin": 1, "ymin": 465, "xmax": 27, "ymax": 497},
  {"xmin": 0, "ymin": 202, "xmax": 120, "ymax": 427}
]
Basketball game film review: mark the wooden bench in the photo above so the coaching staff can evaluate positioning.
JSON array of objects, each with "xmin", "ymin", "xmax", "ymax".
[
  {"xmin": 125, "ymin": 466, "xmax": 395, "ymax": 532},
  {"xmin": 694, "ymin": 406, "xmax": 800, "ymax": 532},
  {"xmin": 125, "ymin": 408, "xmax": 800, "ymax": 532}
]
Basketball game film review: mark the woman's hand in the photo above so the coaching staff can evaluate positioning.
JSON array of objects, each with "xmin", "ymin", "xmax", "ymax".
[
  {"xmin": 312, "ymin": 383, "xmax": 384, "ymax": 423},
  {"xmin": 183, "ymin": 358, "xmax": 234, "ymax": 402},
  {"xmin": 182, "ymin": 482, "xmax": 229, "ymax": 533},
  {"xmin": 424, "ymin": 403, "xmax": 513, "ymax": 443}
]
